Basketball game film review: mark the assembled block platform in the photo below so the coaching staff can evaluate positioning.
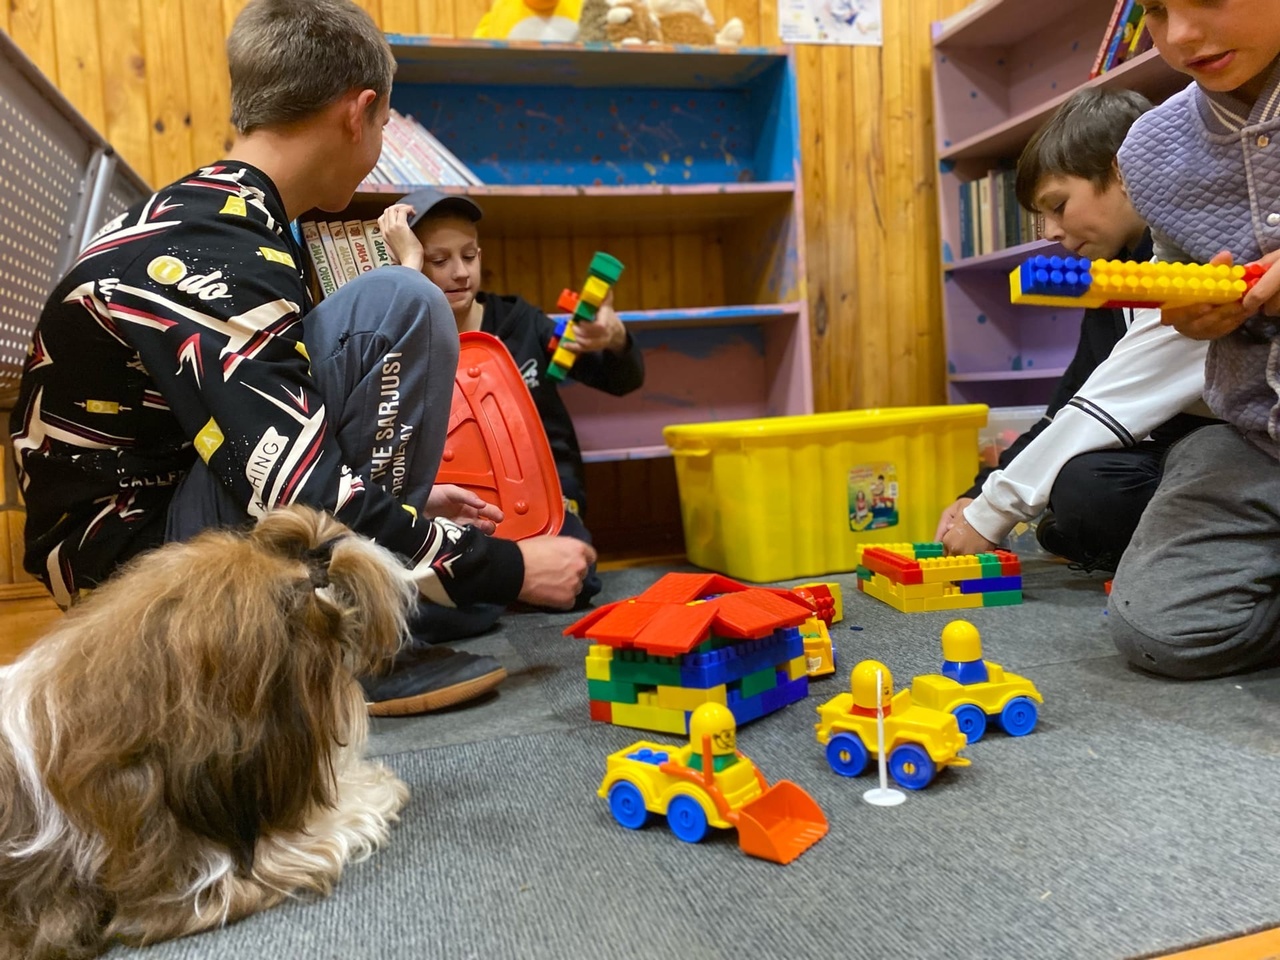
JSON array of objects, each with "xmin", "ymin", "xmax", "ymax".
[{"xmin": 854, "ymin": 542, "xmax": 1022, "ymax": 613}]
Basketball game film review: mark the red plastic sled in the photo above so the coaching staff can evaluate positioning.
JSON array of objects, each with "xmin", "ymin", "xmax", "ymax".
[{"xmin": 435, "ymin": 331, "xmax": 563, "ymax": 540}]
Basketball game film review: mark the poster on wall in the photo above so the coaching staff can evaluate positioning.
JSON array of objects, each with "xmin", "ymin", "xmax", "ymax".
[{"xmin": 778, "ymin": 0, "xmax": 883, "ymax": 46}]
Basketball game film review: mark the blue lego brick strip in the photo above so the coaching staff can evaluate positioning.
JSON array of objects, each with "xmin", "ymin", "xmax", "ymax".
[
  {"xmin": 725, "ymin": 672, "xmax": 809, "ymax": 726},
  {"xmin": 1019, "ymin": 255, "xmax": 1092, "ymax": 297},
  {"xmin": 680, "ymin": 627, "xmax": 804, "ymax": 689},
  {"xmin": 959, "ymin": 574, "xmax": 1023, "ymax": 594}
]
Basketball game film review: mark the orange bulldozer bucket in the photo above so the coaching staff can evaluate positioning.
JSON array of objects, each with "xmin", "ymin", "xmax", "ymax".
[{"xmin": 734, "ymin": 780, "xmax": 828, "ymax": 865}]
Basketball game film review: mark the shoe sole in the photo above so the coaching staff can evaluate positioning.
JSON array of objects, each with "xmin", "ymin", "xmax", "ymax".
[{"xmin": 366, "ymin": 665, "xmax": 508, "ymax": 717}]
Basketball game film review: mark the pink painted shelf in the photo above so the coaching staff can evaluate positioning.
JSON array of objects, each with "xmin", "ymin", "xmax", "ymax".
[{"xmin": 932, "ymin": 0, "xmax": 1184, "ymax": 407}]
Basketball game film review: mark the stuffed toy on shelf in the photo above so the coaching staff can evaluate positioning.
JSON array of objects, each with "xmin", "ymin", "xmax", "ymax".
[
  {"xmin": 473, "ymin": 0, "xmax": 584, "ymax": 41},
  {"xmin": 650, "ymin": 0, "xmax": 744, "ymax": 45}
]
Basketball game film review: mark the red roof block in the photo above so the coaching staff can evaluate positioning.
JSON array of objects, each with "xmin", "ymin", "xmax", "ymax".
[{"xmin": 859, "ymin": 547, "xmax": 924, "ymax": 585}]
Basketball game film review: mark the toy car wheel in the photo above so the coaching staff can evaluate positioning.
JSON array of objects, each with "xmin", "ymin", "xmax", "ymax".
[
  {"xmin": 952, "ymin": 704, "xmax": 988, "ymax": 743},
  {"xmin": 666, "ymin": 794, "xmax": 710, "ymax": 843},
  {"xmin": 998, "ymin": 696, "xmax": 1039, "ymax": 737},
  {"xmin": 888, "ymin": 742, "xmax": 936, "ymax": 791},
  {"xmin": 825, "ymin": 732, "xmax": 869, "ymax": 778},
  {"xmin": 608, "ymin": 781, "xmax": 651, "ymax": 830}
]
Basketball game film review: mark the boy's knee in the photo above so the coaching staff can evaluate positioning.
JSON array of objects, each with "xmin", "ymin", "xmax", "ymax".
[{"xmin": 1108, "ymin": 594, "xmax": 1211, "ymax": 679}]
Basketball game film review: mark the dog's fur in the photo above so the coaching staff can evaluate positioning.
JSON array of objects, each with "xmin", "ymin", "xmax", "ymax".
[{"xmin": 0, "ymin": 507, "xmax": 415, "ymax": 959}]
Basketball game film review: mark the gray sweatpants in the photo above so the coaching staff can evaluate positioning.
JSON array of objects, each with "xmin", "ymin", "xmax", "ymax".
[
  {"xmin": 166, "ymin": 266, "xmax": 456, "ymax": 543},
  {"xmin": 1108, "ymin": 424, "xmax": 1280, "ymax": 679}
]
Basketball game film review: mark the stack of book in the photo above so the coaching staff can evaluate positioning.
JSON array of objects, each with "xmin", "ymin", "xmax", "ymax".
[
  {"xmin": 957, "ymin": 168, "xmax": 1041, "ymax": 260},
  {"xmin": 300, "ymin": 218, "xmax": 395, "ymax": 298},
  {"xmin": 1089, "ymin": 0, "xmax": 1153, "ymax": 78},
  {"xmin": 362, "ymin": 109, "xmax": 483, "ymax": 188}
]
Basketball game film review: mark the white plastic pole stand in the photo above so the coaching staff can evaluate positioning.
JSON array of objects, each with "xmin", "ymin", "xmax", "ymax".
[{"xmin": 863, "ymin": 668, "xmax": 906, "ymax": 807}]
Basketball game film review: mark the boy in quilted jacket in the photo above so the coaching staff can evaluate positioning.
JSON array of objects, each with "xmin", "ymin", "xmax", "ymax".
[{"xmin": 1108, "ymin": 0, "xmax": 1280, "ymax": 679}]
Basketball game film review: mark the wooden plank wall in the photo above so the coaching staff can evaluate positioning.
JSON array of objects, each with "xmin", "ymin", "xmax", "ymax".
[{"xmin": 0, "ymin": 0, "xmax": 968, "ymax": 410}]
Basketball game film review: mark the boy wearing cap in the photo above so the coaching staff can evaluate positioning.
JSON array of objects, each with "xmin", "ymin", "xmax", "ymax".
[{"xmin": 378, "ymin": 190, "xmax": 645, "ymax": 605}]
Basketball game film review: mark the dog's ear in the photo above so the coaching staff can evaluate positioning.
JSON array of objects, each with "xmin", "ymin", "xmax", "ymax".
[{"xmin": 323, "ymin": 536, "xmax": 415, "ymax": 675}]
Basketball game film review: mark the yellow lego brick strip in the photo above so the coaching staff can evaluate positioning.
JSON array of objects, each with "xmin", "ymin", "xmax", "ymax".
[
  {"xmin": 917, "ymin": 557, "xmax": 984, "ymax": 583},
  {"xmin": 654, "ymin": 683, "xmax": 728, "ymax": 711},
  {"xmin": 1011, "ymin": 260, "xmax": 1250, "ymax": 309},
  {"xmin": 585, "ymin": 644, "xmax": 613, "ymax": 682},
  {"xmin": 859, "ymin": 573, "xmax": 983, "ymax": 613}
]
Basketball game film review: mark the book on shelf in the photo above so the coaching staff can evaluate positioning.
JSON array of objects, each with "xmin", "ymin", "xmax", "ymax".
[
  {"xmin": 1090, "ymin": 0, "xmax": 1133, "ymax": 78},
  {"xmin": 361, "ymin": 109, "xmax": 484, "ymax": 188},
  {"xmin": 956, "ymin": 167, "xmax": 1040, "ymax": 261},
  {"xmin": 301, "ymin": 217, "xmax": 402, "ymax": 298},
  {"xmin": 1102, "ymin": 2, "xmax": 1146, "ymax": 72}
]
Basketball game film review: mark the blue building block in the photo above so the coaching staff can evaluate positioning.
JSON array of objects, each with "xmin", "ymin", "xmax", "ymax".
[
  {"xmin": 959, "ymin": 574, "xmax": 1023, "ymax": 594},
  {"xmin": 626, "ymin": 748, "xmax": 669, "ymax": 765},
  {"xmin": 679, "ymin": 627, "xmax": 804, "ymax": 689},
  {"xmin": 1018, "ymin": 255, "xmax": 1092, "ymax": 297}
]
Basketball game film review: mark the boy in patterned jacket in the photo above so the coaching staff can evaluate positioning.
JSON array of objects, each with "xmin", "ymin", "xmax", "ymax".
[
  {"xmin": 10, "ymin": 0, "xmax": 595, "ymax": 715},
  {"xmin": 1109, "ymin": 0, "xmax": 1280, "ymax": 679}
]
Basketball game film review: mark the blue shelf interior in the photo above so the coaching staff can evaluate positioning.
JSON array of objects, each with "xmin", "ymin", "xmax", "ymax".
[{"xmin": 390, "ymin": 60, "xmax": 794, "ymax": 186}]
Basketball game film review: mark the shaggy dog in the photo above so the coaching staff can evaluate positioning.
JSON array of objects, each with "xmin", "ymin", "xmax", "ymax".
[{"xmin": 0, "ymin": 507, "xmax": 415, "ymax": 959}]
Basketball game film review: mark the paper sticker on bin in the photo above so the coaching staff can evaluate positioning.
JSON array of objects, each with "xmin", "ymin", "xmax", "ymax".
[{"xmin": 663, "ymin": 406, "xmax": 988, "ymax": 582}]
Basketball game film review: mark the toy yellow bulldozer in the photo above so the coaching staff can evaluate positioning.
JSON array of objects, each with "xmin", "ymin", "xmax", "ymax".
[{"xmin": 599, "ymin": 703, "xmax": 828, "ymax": 864}]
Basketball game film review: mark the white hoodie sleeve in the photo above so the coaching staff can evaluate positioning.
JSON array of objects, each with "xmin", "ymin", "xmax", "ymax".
[{"xmin": 963, "ymin": 306, "xmax": 1209, "ymax": 543}]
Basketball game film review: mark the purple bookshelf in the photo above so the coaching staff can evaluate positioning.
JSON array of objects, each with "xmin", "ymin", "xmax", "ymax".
[{"xmin": 932, "ymin": 0, "xmax": 1185, "ymax": 406}]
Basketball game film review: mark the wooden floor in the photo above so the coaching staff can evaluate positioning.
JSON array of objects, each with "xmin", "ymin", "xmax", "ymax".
[
  {"xmin": 0, "ymin": 584, "xmax": 61, "ymax": 665},
  {"xmin": 1156, "ymin": 927, "xmax": 1280, "ymax": 959}
]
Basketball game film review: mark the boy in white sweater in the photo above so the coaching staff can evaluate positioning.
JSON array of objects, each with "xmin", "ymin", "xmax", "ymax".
[{"xmin": 936, "ymin": 88, "xmax": 1215, "ymax": 570}]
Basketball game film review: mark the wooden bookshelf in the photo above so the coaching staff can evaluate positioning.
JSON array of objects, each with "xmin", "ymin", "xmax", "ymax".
[{"xmin": 932, "ymin": 0, "xmax": 1187, "ymax": 406}]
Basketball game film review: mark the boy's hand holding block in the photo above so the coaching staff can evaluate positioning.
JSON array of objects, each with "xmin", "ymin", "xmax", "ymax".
[
  {"xmin": 1010, "ymin": 254, "xmax": 1268, "ymax": 309},
  {"xmin": 546, "ymin": 251, "xmax": 625, "ymax": 382}
]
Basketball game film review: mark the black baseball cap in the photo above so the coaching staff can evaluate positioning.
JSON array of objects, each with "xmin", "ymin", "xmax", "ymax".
[{"xmin": 402, "ymin": 188, "xmax": 483, "ymax": 228}]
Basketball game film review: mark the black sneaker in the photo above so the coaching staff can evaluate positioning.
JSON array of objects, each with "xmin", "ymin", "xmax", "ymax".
[{"xmin": 361, "ymin": 646, "xmax": 507, "ymax": 717}]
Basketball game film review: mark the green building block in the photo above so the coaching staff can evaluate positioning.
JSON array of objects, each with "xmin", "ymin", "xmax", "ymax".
[
  {"xmin": 587, "ymin": 678, "xmax": 640, "ymax": 704},
  {"xmin": 981, "ymin": 590, "xmax": 1023, "ymax": 607},
  {"xmin": 739, "ymin": 665, "xmax": 778, "ymax": 699}
]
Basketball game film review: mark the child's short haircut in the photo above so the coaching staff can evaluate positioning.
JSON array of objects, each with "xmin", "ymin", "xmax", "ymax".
[
  {"xmin": 228, "ymin": 0, "xmax": 395, "ymax": 134},
  {"xmin": 1015, "ymin": 87, "xmax": 1153, "ymax": 211}
]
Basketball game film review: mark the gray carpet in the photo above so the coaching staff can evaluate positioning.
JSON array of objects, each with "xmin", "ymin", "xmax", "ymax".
[{"xmin": 114, "ymin": 559, "xmax": 1280, "ymax": 960}]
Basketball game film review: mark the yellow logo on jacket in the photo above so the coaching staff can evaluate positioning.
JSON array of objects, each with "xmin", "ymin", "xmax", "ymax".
[{"xmin": 195, "ymin": 418, "xmax": 225, "ymax": 462}]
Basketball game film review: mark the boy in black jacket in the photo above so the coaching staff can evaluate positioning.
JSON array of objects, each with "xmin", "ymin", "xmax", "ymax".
[
  {"xmin": 11, "ymin": 0, "xmax": 595, "ymax": 716},
  {"xmin": 379, "ymin": 190, "xmax": 645, "ymax": 604},
  {"xmin": 935, "ymin": 87, "xmax": 1217, "ymax": 570}
]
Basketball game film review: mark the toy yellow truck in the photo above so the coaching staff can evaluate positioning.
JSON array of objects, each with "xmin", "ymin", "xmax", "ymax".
[
  {"xmin": 909, "ymin": 620, "xmax": 1043, "ymax": 743},
  {"xmin": 599, "ymin": 703, "xmax": 827, "ymax": 864},
  {"xmin": 815, "ymin": 660, "xmax": 970, "ymax": 791}
]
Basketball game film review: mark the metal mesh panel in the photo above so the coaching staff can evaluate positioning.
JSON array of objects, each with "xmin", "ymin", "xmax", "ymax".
[
  {"xmin": 0, "ymin": 34, "xmax": 147, "ymax": 405},
  {"xmin": 0, "ymin": 91, "xmax": 90, "ymax": 401}
]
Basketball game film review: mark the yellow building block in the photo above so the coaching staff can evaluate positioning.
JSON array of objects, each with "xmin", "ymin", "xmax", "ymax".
[
  {"xmin": 581, "ymin": 275, "xmax": 610, "ymax": 306},
  {"xmin": 611, "ymin": 697, "xmax": 687, "ymax": 736},
  {"xmin": 859, "ymin": 573, "xmax": 983, "ymax": 614},
  {"xmin": 585, "ymin": 644, "xmax": 613, "ymax": 682},
  {"xmin": 918, "ymin": 556, "xmax": 983, "ymax": 583},
  {"xmin": 654, "ymin": 683, "xmax": 727, "ymax": 711}
]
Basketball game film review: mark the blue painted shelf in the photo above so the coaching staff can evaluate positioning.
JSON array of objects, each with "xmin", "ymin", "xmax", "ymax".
[{"xmin": 341, "ymin": 37, "xmax": 813, "ymax": 463}]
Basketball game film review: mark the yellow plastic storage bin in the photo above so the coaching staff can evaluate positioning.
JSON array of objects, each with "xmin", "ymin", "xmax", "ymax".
[{"xmin": 664, "ymin": 405, "xmax": 989, "ymax": 583}]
